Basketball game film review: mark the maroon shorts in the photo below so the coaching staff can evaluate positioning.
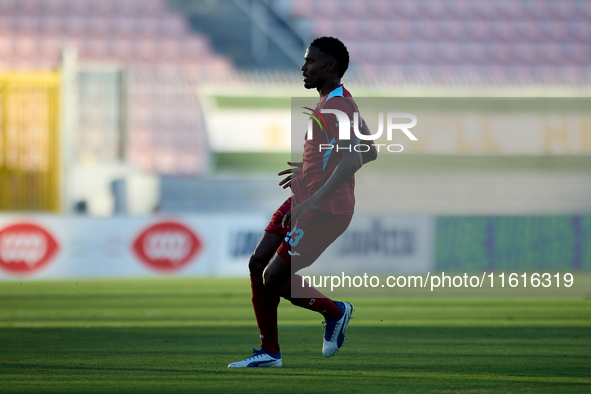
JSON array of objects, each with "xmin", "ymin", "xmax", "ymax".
[{"xmin": 265, "ymin": 198, "xmax": 352, "ymax": 269}]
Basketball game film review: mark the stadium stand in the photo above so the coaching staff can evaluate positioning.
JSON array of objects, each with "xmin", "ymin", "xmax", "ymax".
[
  {"xmin": 275, "ymin": 0, "xmax": 591, "ymax": 85},
  {"xmin": 6, "ymin": 0, "xmax": 576, "ymax": 86},
  {"xmin": 2, "ymin": 0, "xmax": 590, "ymax": 213},
  {"xmin": 0, "ymin": 0, "xmax": 233, "ymax": 178},
  {"xmin": 0, "ymin": 0, "xmax": 229, "ymax": 71}
]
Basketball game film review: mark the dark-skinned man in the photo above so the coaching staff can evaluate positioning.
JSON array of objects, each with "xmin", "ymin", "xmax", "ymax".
[{"xmin": 229, "ymin": 36, "xmax": 377, "ymax": 368}]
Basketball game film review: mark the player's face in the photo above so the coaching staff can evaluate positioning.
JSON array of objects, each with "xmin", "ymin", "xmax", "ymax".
[{"xmin": 301, "ymin": 46, "xmax": 333, "ymax": 90}]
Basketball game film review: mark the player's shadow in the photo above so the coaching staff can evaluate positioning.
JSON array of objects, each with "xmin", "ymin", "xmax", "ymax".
[
  {"xmin": 291, "ymin": 325, "xmax": 591, "ymax": 379},
  {"xmin": 1, "ymin": 325, "xmax": 589, "ymax": 387}
]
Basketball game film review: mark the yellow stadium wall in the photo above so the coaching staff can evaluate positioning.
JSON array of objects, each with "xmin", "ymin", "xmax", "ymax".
[{"xmin": 0, "ymin": 72, "xmax": 61, "ymax": 212}]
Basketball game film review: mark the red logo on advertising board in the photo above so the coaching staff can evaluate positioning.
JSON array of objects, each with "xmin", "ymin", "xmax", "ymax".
[
  {"xmin": 132, "ymin": 221, "xmax": 203, "ymax": 271},
  {"xmin": 0, "ymin": 223, "xmax": 59, "ymax": 274}
]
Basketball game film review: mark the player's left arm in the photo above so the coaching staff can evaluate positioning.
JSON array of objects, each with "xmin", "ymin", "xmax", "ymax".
[
  {"xmin": 358, "ymin": 121, "xmax": 378, "ymax": 164},
  {"xmin": 282, "ymin": 133, "xmax": 362, "ymax": 228}
]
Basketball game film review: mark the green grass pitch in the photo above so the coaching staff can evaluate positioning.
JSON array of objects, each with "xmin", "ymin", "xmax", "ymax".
[{"xmin": 0, "ymin": 278, "xmax": 590, "ymax": 393}]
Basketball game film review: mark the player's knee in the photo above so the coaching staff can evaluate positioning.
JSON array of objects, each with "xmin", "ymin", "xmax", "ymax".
[
  {"xmin": 248, "ymin": 253, "xmax": 266, "ymax": 276},
  {"xmin": 262, "ymin": 269, "xmax": 280, "ymax": 292}
]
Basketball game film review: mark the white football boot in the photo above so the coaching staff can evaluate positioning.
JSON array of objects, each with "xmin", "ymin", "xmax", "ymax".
[
  {"xmin": 322, "ymin": 301, "xmax": 354, "ymax": 357},
  {"xmin": 228, "ymin": 348, "xmax": 282, "ymax": 368}
]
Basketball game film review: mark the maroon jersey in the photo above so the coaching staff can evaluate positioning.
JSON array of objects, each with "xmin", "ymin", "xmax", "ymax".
[{"xmin": 291, "ymin": 84, "xmax": 360, "ymax": 216}]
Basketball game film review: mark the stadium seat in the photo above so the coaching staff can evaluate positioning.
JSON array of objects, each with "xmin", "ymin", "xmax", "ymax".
[
  {"xmin": 0, "ymin": 0, "xmax": 15, "ymax": 14},
  {"xmin": 496, "ymin": 0, "xmax": 523, "ymax": 20},
  {"xmin": 13, "ymin": 16, "xmax": 38, "ymax": 34},
  {"xmin": 133, "ymin": 40, "xmax": 156, "ymax": 62},
  {"xmin": 435, "ymin": 43, "xmax": 461, "ymax": 65},
  {"xmin": 384, "ymin": 20, "xmax": 413, "ymax": 41},
  {"xmin": 154, "ymin": 40, "xmax": 181, "ymax": 61},
  {"xmin": 135, "ymin": 19, "xmax": 160, "ymax": 37},
  {"xmin": 444, "ymin": 0, "xmax": 473, "ymax": 19},
  {"xmin": 88, "ymin": 0, "xmax": 114, "ymax": 16},
  {"xmin": 561, "ymin": 44, "xmax": 587, "ymax": 64},
  {"xmin": 14, "ymin": 36, "xmax": 37, "ymax": 60},
  {"xmin": 82, "ymin": 39, "xmax": 109, "ymax": 61},
  {"xmin": 38, "ymin": 17, "xmax": 63, "ymax": 35},
  {"xmin": 394, "ymin": 1, "xmax": 421, "ymax": 18},
  {"xmin": 157, "ymin": 16, "xmax": 189, "ymax": 38},
  {"xmin": 527, "ymin": 1, "xmax": 553, "ymax": 19},
  {"xmin": 366, "ymin": 0, "xmax": 394, "ymax": 19},
  {"xmin": 38, "ymin": 37, "xmax": 62, "ymax": 63},
  {"xmin": 463, "ymin": 21, "xmax": 491, "ymax": 42},
  {"xmin": 179, "ymin": 39, "xmax": 209, "ymax": 60},
  {"xmin": 116, "ymin": 0, "xmax": 138, "ymax": 17},
  {"xmin": 549, "ymin": 0, "xmax": 576, "ymax": 20},
  {"xmin": 16, "ymin": 0, "xmax": 40, "ymax": 15},
  {"xmin": 0, "ymin": 17, "xmax": 13, "ymax": 33},
  {"xmin": 63, "ymin": 0, "xmax": 93, "ymax": 16},
  {"xmin": 473, "ymin": 1, "xmax": 500, "ymax": 19},
  {"xmin": 466, "ymin": 44, "xmax": 489, "ymax": 65},
  {"xmin": 491, "ymin": 21, "xmax": 516, "ymax": 42},
  {"xmin": 414, "ymin": 42, "xmax": 438, "ymax": 64},
  {"xmin": 334, "ymin": 19, "xmax": 359, "ymax": 40},
  {"xmin": 62, "ymin": 17, "xmax": 87, "ymax": 36},
  {"xmin": 108, "ymin": 40, "xmax": 134, "ymax": 62},
  {"xmin": 339, "ymin": 0, "xmax": 367, "ymax": 18},
  {"xmin": 536, "ymin": 44, "xmax": 563, "ymax": 65},
  {"xmin": 382, "ymin": 42, "xmax": 409, "ymax": 64},
  {"xmin": 419, "ymin": 0, "xmax": 447, "ymax": 19},
  {"xmin": 347, "ymin": 41, "xmax": 371, "ymax": 64},
  {"xmin": 414, "ymin": 20, "xmax": 441, "ymax": 41},
  {"xmin": 86, "ymin": 18, "xmax": 110, "ymax": 37},
  {"xmin": 358, "ymin": 20, "xmax": 384, "ymax": 41},
  {"xmin": 42, "ymin": 0, "xmax": 66, "ymax": 15},
  {"xmin": 289, "ymin": 0, "xmax": 312, "ymax": 18},
  {"xmin": 511, "ymin": 43, "xmax": 537, "ymax": 65},
  {"xmin": 110, "ymin": 18, "xmax": 136, "ymax": 38},
  {"xmin": 514, "ymin": 22, "xmax": 542, "ymax": 43},
  {"xmin": 542, "ymin": 22, "xmax": 569, "ymax": 42},
  {"xmin": 135, "ymin": 0, "xmax": 169, "ymax": 17},
  {"xmin": 60, "ymin": 37, "xmax": 82, "ymax": 56},
  {"xmin": 121, "ymin": 0, "xmax": 168, "ymax": 17},
  {"xmin": 576, "ymin": 0, "xmax": 591, "ymax": 19},
  {"xmin": 0, "ymin": 36, "xmax": 12, "ymax": 57},
  {"xmin": 490, "ymin": 44, "xmax": 512, "ymax": 65},
  {"xmin": 310, "ymin": 0, "xmax": 340, "ymax": 18},
  {"xmin": 311, "ymin": 19, "xmax": 336, "ymax": 39},
  {"xmin": 569, "ymin": 21, "xmax": 591, "ymax": 43},
  {"xmin": 200, "ymin": 57, "xmax": 234, "ymax": 80}
]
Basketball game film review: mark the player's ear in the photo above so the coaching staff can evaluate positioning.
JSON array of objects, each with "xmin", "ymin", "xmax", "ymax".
[{"xmin": 326, "ymin": 60, "xmax": 337, "ymax": 75}]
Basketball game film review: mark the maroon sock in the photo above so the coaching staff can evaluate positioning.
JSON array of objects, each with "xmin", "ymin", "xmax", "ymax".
[
  {"xmin": 250, "ymin": 275, "xmax": 280, "ymax": 354},
  {"xmin": 278, "ymin": 274, "xmax": 342, "ymax": 320}
]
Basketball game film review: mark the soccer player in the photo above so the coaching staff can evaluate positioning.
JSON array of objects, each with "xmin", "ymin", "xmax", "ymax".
[{"xmin": 228, "ymin": 36, "xmax": 377, "ymax": 368}]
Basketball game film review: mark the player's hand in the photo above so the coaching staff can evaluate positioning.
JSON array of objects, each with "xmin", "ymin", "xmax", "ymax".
[
  {"xmin": 281, "ymin": 210, "xmax": 292, "ymax": 229},
  {"xmin": 278, "ymin": 162, "xmax": 303, "ymax": 189},
  {"xmin": 281, "ymin": 198, "xmax": 314, "ymax": 229}
]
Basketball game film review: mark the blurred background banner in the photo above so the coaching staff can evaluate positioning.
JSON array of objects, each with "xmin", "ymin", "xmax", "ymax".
[
  {"xmin": 0, "ymin": 0, "xmax": 590, "ymax": 284},
  {"xmin": 0, "ymin": 214, "xmax": 266, "ymax": 279}
]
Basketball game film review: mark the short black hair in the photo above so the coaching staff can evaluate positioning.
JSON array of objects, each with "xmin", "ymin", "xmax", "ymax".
[{"xmin": 310, "ymin": 36, "xmax": 349, "ymax": 78}]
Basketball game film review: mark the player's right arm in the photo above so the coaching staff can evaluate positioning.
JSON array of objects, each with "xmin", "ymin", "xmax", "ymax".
[{"xmin": 281, "ymin": 130, "xmax": 362, "ymax": 229}]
